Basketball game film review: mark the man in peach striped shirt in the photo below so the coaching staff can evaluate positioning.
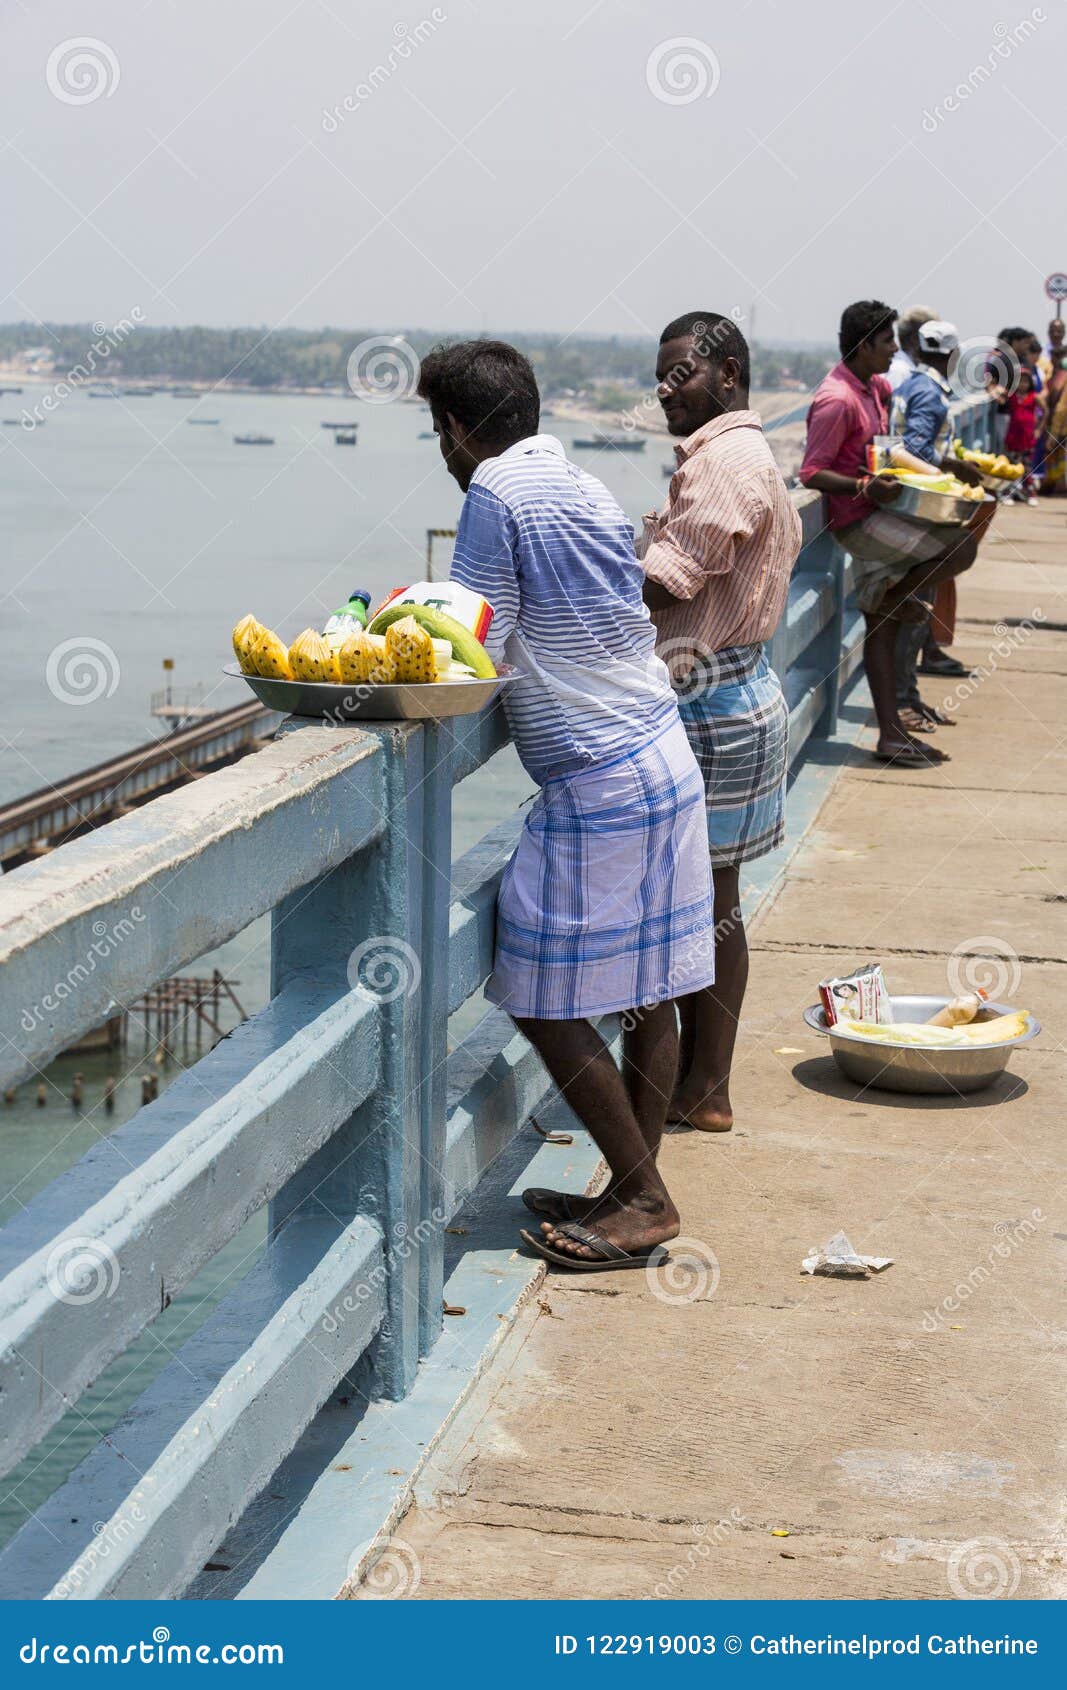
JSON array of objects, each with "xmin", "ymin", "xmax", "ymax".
[{"xmin": 641, "ymin": 311, "xmax": 801, "ymax": 1133}]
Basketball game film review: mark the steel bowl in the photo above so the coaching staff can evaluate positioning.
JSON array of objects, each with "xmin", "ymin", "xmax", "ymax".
[
  {"xmin": 888, "ymin": 481, "xmax": 994, "ymax": 528},
  {"xmin": 802, "ymin": 994, "xmax": 1040, "ymax": 1095},
  {"xmin": 224, "ymin": 662, "xmax": 517, "ymax": 722}
]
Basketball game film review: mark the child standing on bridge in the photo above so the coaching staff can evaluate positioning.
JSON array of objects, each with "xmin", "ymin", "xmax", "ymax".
[{"xmin": 1005, "ymin": 369, "xmax": 1043, "ymax": 504}]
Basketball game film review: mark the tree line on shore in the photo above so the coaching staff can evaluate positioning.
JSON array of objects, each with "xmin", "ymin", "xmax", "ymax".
[{"xmin": 0, "ymin": 321, "xmax": 835, "ymax": 399}]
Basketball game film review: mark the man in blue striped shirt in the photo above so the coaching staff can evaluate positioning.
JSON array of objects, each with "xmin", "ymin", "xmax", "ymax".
[{"xmin": 419, "ymin": 340, "xmax": 716, "ymax": 1271}]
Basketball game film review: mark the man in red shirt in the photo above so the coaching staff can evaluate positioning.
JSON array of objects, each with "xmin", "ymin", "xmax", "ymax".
[{"xmin": 801, "ymin": 300, "xmax": 979, "ymax": 767}]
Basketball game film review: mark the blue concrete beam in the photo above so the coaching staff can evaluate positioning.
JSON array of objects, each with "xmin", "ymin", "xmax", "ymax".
[
  {"xmin": 448, "ymin": 814, "xmax": 525, "ymax": 1016},
  {"xmin": 0, "ymin": 726, "xmax": 385, "ymax": 1090},
  {"xmin": 444, "ymin": 1007, "xmax": 554, "ymax": 1215},
  {"xmin": 448, "ymin": 701, "xmax": 511, "ymax": 786},
  {"xmin": 270, "ymin": 724, "xmax": 430, "ymax": 1400},
  {"xmin": 0, "ymin": 980, "xmax": 379, "ymax": 1479},
  {"xmin": 0, "ymin": 1213, "xmax": 383, "ymax": 1600}
]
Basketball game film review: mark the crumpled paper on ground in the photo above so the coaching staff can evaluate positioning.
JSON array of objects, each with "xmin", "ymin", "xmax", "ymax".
[{"xmin": 801, "ymin": 1230, "xmax": 893, "ymax": 1278}]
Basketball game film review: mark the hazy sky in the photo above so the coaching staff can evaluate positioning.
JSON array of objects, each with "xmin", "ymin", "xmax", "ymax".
[{"xmin": 4, "ymin": 0, "xmax": 1063, "ymax": 345}]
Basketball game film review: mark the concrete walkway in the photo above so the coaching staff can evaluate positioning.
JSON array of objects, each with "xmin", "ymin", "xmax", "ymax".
[{"xmin": 362, "ymin": 504, "xmax": 1067, "ymax": 1602}]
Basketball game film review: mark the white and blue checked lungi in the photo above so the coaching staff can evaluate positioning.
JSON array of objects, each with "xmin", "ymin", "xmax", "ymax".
[
  {"xmin": 486, "ymin": 718, "xmax": 716, "ymax": 1021},
  {"xmin": 676, "ymin": 644, "xmax": 788, "ymax": 867}
]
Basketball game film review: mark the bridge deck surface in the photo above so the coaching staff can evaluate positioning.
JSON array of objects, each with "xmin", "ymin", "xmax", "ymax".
[{"xmin": 363, "ymin": 503, "xmax": 1067, "ymax": 1602}]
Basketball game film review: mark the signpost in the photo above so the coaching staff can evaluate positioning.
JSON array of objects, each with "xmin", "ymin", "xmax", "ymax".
[{"xmin": 1045, "ymin": 272, "xmax": 1067, "ymax": 317}]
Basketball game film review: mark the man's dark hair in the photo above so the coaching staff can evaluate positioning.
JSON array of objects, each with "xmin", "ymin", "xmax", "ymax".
[
  {"xmin": 998, "ymin": 325, "xmax": 1030, "ymax": 347},
  {"xmin": 660, "ymin": 310, "xmax": 750, "ymax": 390},
  {"xmin": 417, "ymin": 339, "xmax": 540, "ymax": 446},
  {"xmin": 839, "ymin": 300, "xmax": 897, "ymax": 360}
]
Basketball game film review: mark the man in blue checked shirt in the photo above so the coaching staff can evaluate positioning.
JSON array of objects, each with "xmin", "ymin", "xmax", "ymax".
[
  {"xmin": 889, "ymin": 321, "xmax": 992, "ymax": 729},
  {"xmin": 418, "ymin": 339, "xmax": 716, "ymax": 1272}
]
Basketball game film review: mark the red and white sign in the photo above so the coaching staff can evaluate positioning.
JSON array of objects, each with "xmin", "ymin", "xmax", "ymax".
[{"xmin": 1045, "ymin": 272, "xmax": 1067, "ymax": 303}]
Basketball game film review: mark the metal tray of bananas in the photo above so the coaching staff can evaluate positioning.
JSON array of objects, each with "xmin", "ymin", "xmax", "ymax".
[
  {"xmin": 224, "ymin": 662, "xmax": 517, "ymax": 721},
  {"xmin": 889, "ymin": 480, "xmax": 993, "ymax": 527}
]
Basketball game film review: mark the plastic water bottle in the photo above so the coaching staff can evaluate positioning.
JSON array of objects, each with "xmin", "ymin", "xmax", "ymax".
[{"xmin": 322, "ymin": 588, "xmax": 371, "ymax": 648}]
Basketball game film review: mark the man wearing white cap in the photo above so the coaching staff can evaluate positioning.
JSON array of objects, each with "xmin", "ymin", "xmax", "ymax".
[
  {"xmin": 890, "ymin": 319, "xmax": 966, "ymax": 471},
  {"xmin": 890, "ymin": 321, "xmax": 992, "ymax": 725}
]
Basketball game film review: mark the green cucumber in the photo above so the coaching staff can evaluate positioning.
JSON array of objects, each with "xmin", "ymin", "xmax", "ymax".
[{"xmin": 367, "ymin": 602, "xmax": 497, "ymax": 678}]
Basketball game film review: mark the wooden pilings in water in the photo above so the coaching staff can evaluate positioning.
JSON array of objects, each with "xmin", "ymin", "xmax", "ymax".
[{"xmin": 127, "ymin": 969, "xmax": 246, "ymax": 1055}]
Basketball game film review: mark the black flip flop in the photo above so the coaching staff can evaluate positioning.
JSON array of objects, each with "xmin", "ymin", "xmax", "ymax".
[
  {"xmin": 898, "ymin": 709, "xmax": 937, "ymax": 735},
  {"xmin": 522, "ymin": 1188, "xmax": 581, "ymax": 1223},
  {"xmin": 919, "ymin": 703, "xmax": 956, "ymax": 727},
  {"xmin": 519, "ymin": 1223, "xmax": 668, "ymax": 1273},
  {"xmin": 871, "ymin": 742, "xmax": 950, "ymax": 767}
]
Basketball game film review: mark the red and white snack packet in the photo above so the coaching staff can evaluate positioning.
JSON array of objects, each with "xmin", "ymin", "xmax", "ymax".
[{"xmin": 819, "ymin": 962, "xmax": 890, "ymax": 1027}]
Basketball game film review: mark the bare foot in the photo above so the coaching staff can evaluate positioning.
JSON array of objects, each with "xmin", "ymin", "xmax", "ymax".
[
  {"xmin": 540, "ymin": 1195, "xmax": 679, "ymax": 1260},
  {"xmin": 522, "ymin": 1187, "xmax": 605, "ymax": 1224},
  {"xmin": 668, "ymin": 1082, "xmax": 733, "ymax": 1133}
]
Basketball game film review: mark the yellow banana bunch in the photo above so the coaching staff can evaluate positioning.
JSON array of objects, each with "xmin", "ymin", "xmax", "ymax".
[{"xmin": 288, "ymin": 629, "xmax": 341, "ymax": 682}]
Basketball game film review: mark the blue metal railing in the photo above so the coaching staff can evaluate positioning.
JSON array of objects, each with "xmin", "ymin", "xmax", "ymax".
[{"xmin": 0, "ymin": 398, "xmax": 993, "ymax": 1599}]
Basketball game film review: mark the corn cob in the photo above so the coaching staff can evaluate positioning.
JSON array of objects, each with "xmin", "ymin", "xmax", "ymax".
[
  {"xmin": 385, "ymin": 615, "xmax": 438, "ymax": 683},
  {"xmin": 288, "ymin": 629, "xmax": 341, "ymax": 682},
  {"xmin": 232, "ymin": 613, "xmax": 266, "ymax": 673},
  {"xmin": 336, "ymin": 629, "xmax": 375, "ymax": 683},
  {"xmin": 249, "ymin": 626, "xmax": 293, "ymax": 679}
]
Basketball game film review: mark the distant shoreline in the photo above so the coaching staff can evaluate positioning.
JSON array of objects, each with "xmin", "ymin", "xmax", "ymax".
[{"xmin": 0, "ymin": 371, "xmax": 809, "ymax": 448}]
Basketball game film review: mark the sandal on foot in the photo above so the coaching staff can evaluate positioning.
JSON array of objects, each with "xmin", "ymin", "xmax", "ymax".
[
  {"xmin": 872, "ymin": 741, "xmax": 949, "ymax": 767},
  {"xmin": 919, "ymin": 702, "xmax": 955, "ymax": 726},
  {"xmin": 899, "ymin": 707, "xmax": 936, "ymax": 735},
  {"xmin": 519, "ymin": 1224, "xmax": 668, "ymax": 1273}
]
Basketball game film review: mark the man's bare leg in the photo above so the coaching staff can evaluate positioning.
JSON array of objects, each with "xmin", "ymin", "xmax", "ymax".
[
  {"xmin": 669, "ymin": 863, "xmax": 746, "ymax": 1131},
  {"xmin": 621, "ymin": 997, "xmax": 679, "ymax": 1158},
  {"xmin": 515, "ymin": 1010, "xmax": 680, "ymax": 1259}
]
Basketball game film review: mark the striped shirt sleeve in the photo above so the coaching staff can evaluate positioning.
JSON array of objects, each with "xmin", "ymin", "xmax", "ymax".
[
  {"xmin": 450, "ymin": 482, "xmax": 521, "ymax": 662},
  {"xmin": 642, "ymin": 456, "xmax": 754, "ymax": 601}
]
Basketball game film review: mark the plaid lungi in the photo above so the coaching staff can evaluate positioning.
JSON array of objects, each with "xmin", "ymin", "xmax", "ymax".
[
  {"xmin": 486, "ymin": 718, "xmax": 716, "ymax": 1020},
  {"xmin": 676, "ymin": 644, "xmax": 788, "ymax": 867}
]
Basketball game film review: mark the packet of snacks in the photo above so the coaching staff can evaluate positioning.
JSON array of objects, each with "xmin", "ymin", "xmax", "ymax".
[
  {"xmin": 819, "ymin": 962, "xmax": 890, "ymax": 1028},
  {"xmin": 372, "ymin": 580, "xmax": 494, "ymax": 643}
]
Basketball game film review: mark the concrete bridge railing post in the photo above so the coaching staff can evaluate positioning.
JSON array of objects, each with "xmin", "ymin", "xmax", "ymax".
[{"xmin": 267, "ymin": 719, "xmax": 452, "ymax": 1399}]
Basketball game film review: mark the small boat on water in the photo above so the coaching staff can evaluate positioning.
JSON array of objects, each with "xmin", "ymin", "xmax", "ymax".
[
  {"xmin": 234, "ymin": 432, "xmax": 274, "ymax": 446},
  {"xmin": 417, "ymin": 430, "xmax": 435, "ymax": 440},
  {"xmin": 661, "ymin": 461, "xmax": 677, "ymax": 476},
  {"xmin": 572, "ymin": 431, "xmax": 646, "ymax": 452},
  {"xmin": 321, "ymin": 420, "xmax": 358, "ymax": 430},
  {"xmin": 188, "ymin": 417, "xmax": 220, "ymax": 426},
  {"xmin": 334, "ymin": 430, "xmax": 357, "ymax": 446},
  {"xmin": 88, "ymin": 385, "xmax": 121, "ymax": 399}
]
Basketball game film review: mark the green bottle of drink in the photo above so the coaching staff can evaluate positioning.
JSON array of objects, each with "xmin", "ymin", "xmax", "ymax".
[{"xmin": 322, "ymin": 588, "xmax": 371, "ymax": 648}]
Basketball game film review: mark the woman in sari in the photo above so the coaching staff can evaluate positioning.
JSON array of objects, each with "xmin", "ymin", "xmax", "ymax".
[{"xmin": 1039, "ymin": 319, "xmax": 1067, "ymax": 495}]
